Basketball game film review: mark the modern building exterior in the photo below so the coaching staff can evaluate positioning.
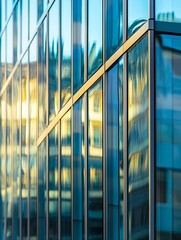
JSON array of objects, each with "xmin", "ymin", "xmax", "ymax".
[{"xmin": 0, "ymin": 0, "xmax": 181, "ymax": 239}]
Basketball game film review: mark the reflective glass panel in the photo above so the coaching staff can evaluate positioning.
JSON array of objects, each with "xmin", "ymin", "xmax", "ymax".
[
  {"xmin": 7, "ymin": 16, "xmax": 13, "ymax": 79},
  {"xmin": 156, "ymin": 34, "xmax": 181, "ymax": 239},
  {"xmin": 38, "ymin": 19, "xmax": 47, "ymax": 135},
  {"xmin": 128, "ymin": 36, "xmax": 149, "ymax": 239},
  {"xmin": 0, "ymin": 32, "xmax": 5, "ymax": 89},
  {"xmin": 88, "ymin": 80, "xmax": 103, "ymax": 239},
  {"xmin": 0, "ymin": 93, "xmax": 6, "ymax": 239},
  {"xmin": 6, "ymin": 83, "xmax": 12, "ymax": 239},
  {"xmin": 73, "ymin": 96, "xmax": 85, "ymax": 239},
  {"xmin": 12, "ymin": 68, "xmax": 20, "ymax": 239},
  {"xmin": 60, "ymin": 110, "xmax": 71, "ymax": 239},
  {"xmin": 29, "ymin": 37, "xmax": 37, "ymax": 239},
  {"xmin": 21, "ymin": 53, "xmax": 28, "ymax": 239},
  {"xmin": 38, "ymin": 0, "xmax": 47, "ymax": 20},
  {"xmin": 22, "ymin": 0, "xmax": 29, "ymax": 53},
  {"xmin": 7, "ymin": 0, "xmax": 13, "ymax": 19},
  {"xmin": 73, "ymin": 0, "xmax": 85, "ymax": 93},
  {"xmin": 38, "ymin": 140, "xmax": 46, "ymax": 240},
  {"xmin": 49, "ymin": 0, "xmax": 59, "ymax": 121},
  {"xmin": 61, "ymin": 0, "xmax": 71, "ymax": 107},
  {"xmin": 156, "ymin": 0, "xmax": 181, "ymax": 22},
  {"xmin": 128, "ymin": 0, "xmax": 148, "ymax": 37},
  {"xmin": 106, "ymin": 0, "xmax": 123, "ymax": 59},
  {"xmin": 107, "ymin": 59, "xmax": 124, "ymax": 239},
  {"xmin": 13, "ymin": 1, "xmax": 21, "ymax": 64},
  {"xmin": 48, "ymin": 126, "xmax": 58, "ymax": 240},
  {"xmin": 0, "ymin": 0, "xmax": 5, "ymax": 30},
  {"xmin": 88, "ymin": 0, "xmax": 102, "ymax": 77},
  {"xmin": 30, "ymin": 0, "xmax": 37, "ymax": 38}
]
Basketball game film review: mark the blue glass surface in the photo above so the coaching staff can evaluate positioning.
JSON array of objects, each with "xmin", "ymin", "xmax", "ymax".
[
  {"xmin": 73, "ymin": 96, "xmax": 85, "ymax": 239},
  {"xmin": 106, "ymin": 0, "xmax": 123, "ymax": 59},
  {"xmin": 30, "ymin": 0, "xmax": 37, "ymax": 38},
  {"xmin": 7, "ymin": 16, "xmax": 13, "ymax": 79},
  {"xmin": 22, "ymin": 0, "xmax": 29, "ymax": 53},
  {"xmin": 73, "ymin": 0, "xmax": 85, "ymax": 93},
  {"xmin": 61, "ymin": 0, "xmax": 71, "ymax": 107},
  {"xmin": 13, "ymin": 2, "xmax": 21, "ymax": 64},
  {"xmin": 88, "ymin": 0, "xmax": 102, "ymax": 78},
  {"xmin": 49, "ymin": 0, "xmax": 59, "ymax": 121},
  {"xmin": 128, "ymin": 35, "xmax": 149, "ymax": 239},
  {"xmin": 156, "ymin": 34, "xmax": 181, "ymax": 239},
  {"xmin": 128, "ymin": 0, "xmax": 148, "ymax": 37},
  {"xmin": 0, "ymin": 0, "xmax": 5, "ymax": 30},
  {"xmin": 0, "ymin": 33, "xmax": 5, "ymax": 90},
  {"xmin": 88, "ymin": 80, "xmax": 103, "ymax": 239},
  {"xmin": 156, "ymin": 0, "xmax": 181, "ymax": 22}
]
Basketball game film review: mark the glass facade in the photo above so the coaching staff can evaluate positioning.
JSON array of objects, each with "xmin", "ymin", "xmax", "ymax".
[{"xmin": 0, "ymin": 0, "xmax": 180, "ymax": 239}]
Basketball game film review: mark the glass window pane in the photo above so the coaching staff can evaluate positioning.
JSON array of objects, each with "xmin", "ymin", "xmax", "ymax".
[
  {"xmin": 128, "ymin": 36, "xmax": 149, "ymax": 239},
  {"xmin": 38, "ymin": 0, "xmax": 47, "ymax": 20},
  {"xmin": 7, "ymin": 0, "xmax": 13, "ymax": 19},
  {"xmin": 106, "ymin": 0, "xmax": 123, "ymax": 59},
  {"xmin": 73, "ymin": 0, "xmax": 85, "ymax": 93},
  {"xmin": 156, "ymin": 0, "xmax": 181, "ymax": 22},
  {"xmin": 21, "ymin": 52, "xmax": 28, "ymax": 239},
  {"xmin": 38, "ymin": 19, "xmax": 47, "ymax": 135},
  {"xmin": 48, "ymin": 126, "xmax": 58, "ymax": 240},
  {"xmin": 0, "ymin": 0, "xmax": 6, "ymax": 30},
  {"xmin": 12, "ymin": 68, "xmax": 21, "ymax": 239},
  {"xmin": 88, "ymin": 80, "xmax": 103, "ymax": 239},
  {"xmin": 156, "ymin": 34, "xmax": 181, "ymax": 239},
  {"xmin": 22, "ymin": 0, "xmax": 29, "ymax": 53},
  {"xmin": 49, "ymin": 0, "xmax": 59, "ymax": 121},
  {"xmin": 128, "ymin": 0, "xmax": 148, "ymax": 37},
  {"xmin": 88, "ymin": 0, "xmax": 102, "ymax": 78},
  {"xmin": 73, "ymin": 96, "xmax": 85, "ymax": 239},
  {"xmin": 30, "ymin": 0, "xmax": 37, "ymax": 38},
  {"xmin": 61, "ymin": 0, "xmax": 71, "ymax": 107},
  {"xmin": 107, "ymin": 59, "xmax": 124, "ymax": 239},
  {"xmin": 60, "ymin": 110, "xmax": 71, "ymax": 239},
  {"xmin": 0, "ymin": 32, "xmax": 6, "ymax": 89},
  {"xmin": 13, "ymin": 1, "xmax": 21, "ymax": 64},
  {"xmin": 7, "ymin": 16, "xmax": 13, "ymax": 79},
  {"xmin": 29, "ymin": 36, "xmax": 37, "ymax": 239}
]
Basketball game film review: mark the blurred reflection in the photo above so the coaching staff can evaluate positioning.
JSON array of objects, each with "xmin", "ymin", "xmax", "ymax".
[
  {"xmin": 29, "ymin": 36, "xmax": 37, "ymax": 239},
  {"xmin": 0, "ymin": 0, "xmax": 5, "ymax": 31},
  {"xmin": 7, "ymin": 84, "xmax": 13, "ymax": 239},
  {"xmin": 30, "ymin": 0, "xmax": 37, "ymax": 38},
  {"xmin": 0, "ymin": 33, "xmax": 5, "ymax": 91},
  {"xmin": 88, "ymin": 80, "xmax": 103, "ymax": 239},
  {"xmin": 13, "ymin": 1, "xmax": 21, "ymax": 65},
  {"xmin": 22, "ymin": 0, "xmax": 28, "ymax": 53},
  {"xmin": 156, "ymin": 34, "xmax": 181, "ymax": 239},
  {"xmin": 73, "ymin": 0, "xmax": 85, "ymax": 93},
  {"xmin": 73, "ymin": 97, "xmax": 85, "ymax": 239},
  {"xmin": 61, "ymin": 110, "xmax": 71, "ymax": 239},
  {"xmin": 12, "ymin": 68, "xmax": 21, "ymax": 239},
  {"xmin": 38, "ymin": 0, "xmax": 47, "ymax": 20},
  {"xmin": 156, "ymin": 0, "xmax": 181, "ymax": 22},
  {"xmin": 88, "ymin": 0, "xmax": 102, "ymax": 77},
  {"xmin": 61, "ymin": 0, "xmax": 71, "ymax": 107},
  {"xmin": 128, "ymin": 0, "xmax": 147, "ymax": 37},
  {"xmin": 107, "ymin": 59, "xmax": 124, "ymax": 239},
  {"xmin": 0, "ymin": 93, "xmax": 6, "ymax": 239},
  {"xmin": 21, "ymin": 53, "xmax": 28, "ymax": 239},
  {"xmin": 48, "ymin": 127, "xmax": 58, "ymax": 240},
  {"xmin": 128, "ymin": 36, "xmax": 149, "ymax": 239},
  {"xmin": 106, "ymin": 0, "xmax": 123, "ymax": 59},
  {"xmin": 49, "ymin": 0, "xmax": 59, "ymax": 120},
  {"xmin": 38, "ymin": 19, "xmax": 47, "ymax": 135},
  {"xmin": 7, "ymin": 16, "xmax": 13, "ymax": 79}
]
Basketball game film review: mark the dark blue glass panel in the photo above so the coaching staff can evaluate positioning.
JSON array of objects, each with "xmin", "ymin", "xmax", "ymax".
[
  {"xmin": 61, "ymin": 0, "xmax": 71, "ymax": 107},
  {"xmin": 38, "ymin": 140, "xmax": 46, "ymax": 240},
  {"xmin": 73, "ymin": 0, "xmax": 85, "ymax": 93},
  {"xmin": 88, "ymin": 0, "xmax": 102, "ymax": 78},
  {"xmin": 88, "ymin": 80, "xmax": 103, "ymax": 239},
  {"xmin": 106, "ymin": 0, "xmax": 123, "ymax": 59},
  {"xmin": 61, "ymin": 110, "xmax": 71, "ymax": 239},
  {"xmin": 48, "ymin": 127, "xmax": 58, "ymax": 240},
  {"xmin": 156, "ymin": 34, "xmax": 181, "ymax": 239},
  {"xmin": 156, "ymin": 0, "xmax": 181, "ymax": 22},
  {"xmin": 128, "ymin": 0, "xmax": 148, "ymax": 37},
  {"xmin": 128, "ymin": 36, "xmax": 149, "ymax": 239},
  {"xmin": 49, "ymin": 0, "xmax": 59, "ymax": 121},
  {"xmin": 73, "ymin": 96, "xmax": 85, "ymax": 239}
]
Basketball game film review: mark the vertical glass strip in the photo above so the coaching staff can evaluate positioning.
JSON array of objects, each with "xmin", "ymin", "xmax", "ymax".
[
  {"xmin": 60, "ymin": 110, "xmax": 71, "ymax": 239},
  {"xmin": 29, "ymin": 0, "xmax": 37, "ymax": 39},
  {"xmin": 88, "ymin": 80, "xmax": 103, "ymax": 239},
  {"xmin": 128, "ymin": 36, "xmax": 149, "ymax": 239},
  {"xmin": 21, "ymin": 0, "xmax": 29, "ymax": 53},
  {"xmin": 29, "ymin": 36, "xmax": 37, "ymax": 240},
  {"xmin": 88, "ymin": 0, "xmax": 102, "ymax": 78},
  {"xmin": 0, "ymin": 32, "xmax": 6, "ymax": 89},
  {"xmin": 61, "ymin": 0, "xmax": 71, "ymax": 107},
  {"xmin": 48, "ymin": 126, "xmax": 58, "ymax": 240},
  {"xmin": 73, "ymin": 96, "xmax": 85, "ymax": 239},
  {"xmin": 13, "ymin": 1, "xmax": 21, "ymax": 65},
  {"xmin": 7, "ymin": 16, "xmax": 13, "ymax": 79}
]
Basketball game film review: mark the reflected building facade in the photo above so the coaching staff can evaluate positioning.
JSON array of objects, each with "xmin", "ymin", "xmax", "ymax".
[{"xmin": 0, "ymin": 0, "xmax": 180, "ymax": 239}]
